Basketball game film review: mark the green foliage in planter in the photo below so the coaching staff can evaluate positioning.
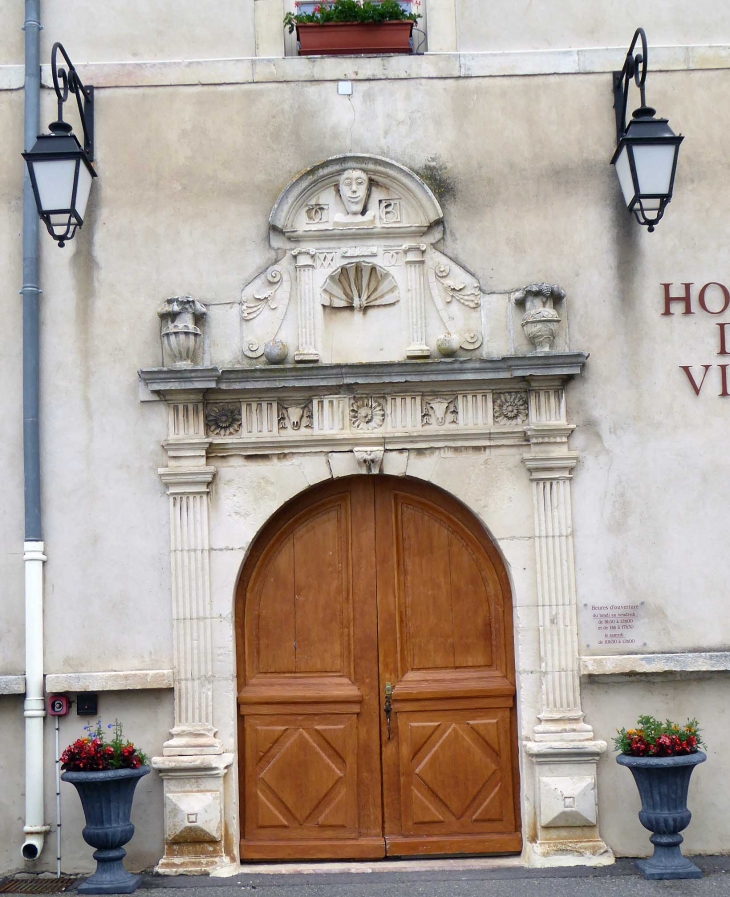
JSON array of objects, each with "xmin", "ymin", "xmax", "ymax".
[
  {"xmin": 285, "ymin": 1, "xmax": 420, "ymax": 33},
  {"xmin": 614, "ymin": 714, "xmax": 704, "ymax": 757}
]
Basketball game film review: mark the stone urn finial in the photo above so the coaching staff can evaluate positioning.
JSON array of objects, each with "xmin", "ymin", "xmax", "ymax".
[
  {"xmin": 514, "ymin": 283, "xmax": 566, "ymax": 354},
  {"xmin": 158, "ymin": 296, "xmax": 207, "ymax": 367}
]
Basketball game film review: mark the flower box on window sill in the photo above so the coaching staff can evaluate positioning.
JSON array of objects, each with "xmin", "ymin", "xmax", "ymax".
[{"xmin": 297, "ymin": 20, "xmax": 413, "ymax": 55}]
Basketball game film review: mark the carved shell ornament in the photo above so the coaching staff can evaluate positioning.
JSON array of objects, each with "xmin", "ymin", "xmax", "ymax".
[
  {"xmin": 205, "ymin": 403, "xmax": 242, "ymax": 437},
  {"xmin": 350, "ymin": 397, "xmax": 385, "ymax": 430},
  {"xmin": 322, "ymin": 262, "xmax": 399, "ymax": 311}
]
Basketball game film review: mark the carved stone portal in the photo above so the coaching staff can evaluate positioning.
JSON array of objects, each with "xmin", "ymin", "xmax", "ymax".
[{"xmin": 240, "ymin": 154, "xmax": 490, "ymax": 365}]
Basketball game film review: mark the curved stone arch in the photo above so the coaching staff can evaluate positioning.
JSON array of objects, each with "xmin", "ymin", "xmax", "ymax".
[
  {"xmin": 268, "ymin": 154, "xmax": 444, "ymax": 244},
  {"xmin": 226, "ymin": 458, "xmax": 524, "ymax": 685}
]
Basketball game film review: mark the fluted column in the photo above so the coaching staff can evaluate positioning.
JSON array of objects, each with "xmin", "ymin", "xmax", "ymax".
[
  {"xmin": 522, "ymin": 382, "xmax": 611, "ymax": 867},
  {"xmin": 159, "ymin": 467, "xmax": 220, "ymax": 754},
  {"xmin": 151, "ymin": 396, "xmax": 234, "ymax": 874},
  {"xmin": 523, "ymin": 455, "xmax": 592, "ymax": 740},
  {"xmin": 404, "ymin": 243, "xmax": 431, "ymax": 358},
  {"xmin": 293, "ymin": 248, "xmax": 319, "ymax": 363}
]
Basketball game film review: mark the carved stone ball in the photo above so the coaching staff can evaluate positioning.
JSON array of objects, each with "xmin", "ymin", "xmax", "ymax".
[
  {"xmin": 263, "ymin": 339, "xmax": 288, "ymax": 364},
  {"xmin": 436, "ymin": 332, "xmax": 460, "ymax": 357}
]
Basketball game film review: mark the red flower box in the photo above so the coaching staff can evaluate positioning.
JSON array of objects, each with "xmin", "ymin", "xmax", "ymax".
[{"xmin": 297, "ymin": 21, "xmax": 413, "ymax": 55}]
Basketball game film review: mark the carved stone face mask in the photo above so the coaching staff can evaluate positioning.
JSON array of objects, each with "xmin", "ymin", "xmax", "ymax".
[{"xmin": 339, "ymin": 169, "xmax": 369, "ymax": 215}]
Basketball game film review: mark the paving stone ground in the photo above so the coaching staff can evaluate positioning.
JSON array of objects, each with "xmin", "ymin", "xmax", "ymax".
[{"xmin": 130, "ymin": 857, "xmax": 730, "ymax": 897}]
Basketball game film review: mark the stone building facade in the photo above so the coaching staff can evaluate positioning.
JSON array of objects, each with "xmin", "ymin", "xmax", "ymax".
[{"xmin": 1, "ymin": 0, "xmax": 729, "ymax": 876}]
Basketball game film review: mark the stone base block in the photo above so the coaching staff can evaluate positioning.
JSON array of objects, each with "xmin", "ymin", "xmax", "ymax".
[
  {"xmin": 524, "ymin": 739, "xmax": 614, "ymax": 868},
  {"xmin": 151, "ymin": 752, "xmax": 235, "ymax": 875},
  {"xmin": 525, "ymin": 840, "xmax": 615, "ymax": 868}
]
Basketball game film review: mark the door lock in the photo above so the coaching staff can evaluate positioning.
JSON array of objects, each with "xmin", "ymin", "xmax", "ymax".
[{"xmin": 384, "ymin": 682, "xmax": 393, "ymax": 740}]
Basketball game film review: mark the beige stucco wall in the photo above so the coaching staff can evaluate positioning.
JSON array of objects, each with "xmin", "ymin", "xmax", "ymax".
[
  {"xmin": 2, "ymin": 0, "xmax": 730, "ymax": 873},
  {"xmin": 6, "ymin": 2, "xmax": 730, "ymax": 65},
  {"xmin": 585, "ymin": 677, "xmax": 730, "ymax": 857},
  {"xmin": 456, "ymin": 0, "xmax": 730, "ymax": 52}
]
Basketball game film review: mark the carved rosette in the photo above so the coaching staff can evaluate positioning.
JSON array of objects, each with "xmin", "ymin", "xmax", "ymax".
[
  {"xmin": 493, "ymin": 392, "xmax": 529, "ymax": 425},
  {"xmin": 205, "ymin": 403, "xmax": 242, "ymax": 437},
  {"xmin": 349, "ymin": 397, "xmax": 385, "ymax": 430}
]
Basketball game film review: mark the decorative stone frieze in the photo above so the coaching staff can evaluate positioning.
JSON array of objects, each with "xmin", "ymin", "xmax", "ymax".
[
  {"xmin": 205, "ymin": 403, "xmax": 242, "ymax": 437},
  {"xmin": 493, "ymin": 391, "xmax": 529, "ymax": 425}
]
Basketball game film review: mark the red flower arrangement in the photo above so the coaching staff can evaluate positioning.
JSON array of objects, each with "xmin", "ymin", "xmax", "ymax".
[
  {"xmin": 61, "ymin": 720, "xmax": 148, "ymax": 772},
  {"xmin": 614, "ymin": 715, "xmax": 703, "ymax": 757}
]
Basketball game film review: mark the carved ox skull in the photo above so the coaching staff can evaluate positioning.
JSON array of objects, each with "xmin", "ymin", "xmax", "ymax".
[
  {"xmin": 279, "ymin": 402, "xmax": 313, "ymax": 431},
  {"xmin": 423, "ymin": 397, "xmax": 457, "ymax": 427}
]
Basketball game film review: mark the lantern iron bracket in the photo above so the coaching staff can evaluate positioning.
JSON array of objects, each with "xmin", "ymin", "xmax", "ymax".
[
  {"xmin": 50, "ymin": 42, "xmax": 94, "ymax": 160},
  {"xmin": 613, "ymin": 27, "xmax": 650, "ymax": 143}
]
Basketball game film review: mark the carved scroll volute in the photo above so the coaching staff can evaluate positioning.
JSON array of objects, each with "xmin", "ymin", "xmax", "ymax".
[
  {"xmin": 426, "ymin": 249, "xmax": 484, "ymax": 354},
  {"xmin": 241, "ymin": 264, "xmax": 292, "ymax": 359}
]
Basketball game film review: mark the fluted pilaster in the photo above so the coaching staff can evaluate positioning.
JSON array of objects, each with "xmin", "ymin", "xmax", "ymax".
[
  {"xmin": 524, "ymin": 456, "xmax": 592, "ymax": 740},
  {"xmin": 159, "ymin": 466, "xmax": 221, "ymax": 755},
  {"xmin": 404, "ymin": 243, "xmax": 431, "ymax": 358},
  {"xmin": 293, "ymin": 248, "xmax": 319, "ymax": 362}
]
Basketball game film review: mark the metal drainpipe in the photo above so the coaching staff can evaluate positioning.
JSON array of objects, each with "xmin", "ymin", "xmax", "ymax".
[{"xmin": 21, "ymin": 0, "xmax": 49, "ymax": 863}]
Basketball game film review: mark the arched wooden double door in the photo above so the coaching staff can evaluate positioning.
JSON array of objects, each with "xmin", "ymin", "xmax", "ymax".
[{"xmin": 236, "ymin": 476, "xmax": 520, "ymax": 860}]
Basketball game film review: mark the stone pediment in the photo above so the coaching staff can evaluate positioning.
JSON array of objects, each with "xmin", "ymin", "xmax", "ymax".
[
  {"xmin": 236, "ymin": 155, "xmax": 572, "ymax": 369},
  {"xmin": 269, "ymin": 154, "xmax": 443, "ymax": 245}
]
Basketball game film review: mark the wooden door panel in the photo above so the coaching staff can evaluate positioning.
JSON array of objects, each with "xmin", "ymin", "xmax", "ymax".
[
  {"xmin": 238, "ymin": 476, "xmax": 521, "ymax": 861},
  {"xmin": 375, "ymin": 479, "xmax": 521, "ymax": 857},
  {"xmin": 249, "ymin": 500, "xmax": 350, "ymax": 678},
  {"xmin": 245, "ymin": 714, "xmax": 358, "ymax": 839},
  {"xmin": 398, "ymin": 709, "xmax": 517, "ymax": 836},
  {"xmin": 237, "ymin": 479, "xmax": 383, "ymax": 860}
]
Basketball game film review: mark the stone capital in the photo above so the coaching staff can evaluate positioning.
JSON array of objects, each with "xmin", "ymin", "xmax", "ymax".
[
  {"xmin": 158, "ymin": 466, "xmax": 216, "ymax": 494},
  {"xmin": 523, "ymin": 451, "xmax": 579, "ymax": 479}
]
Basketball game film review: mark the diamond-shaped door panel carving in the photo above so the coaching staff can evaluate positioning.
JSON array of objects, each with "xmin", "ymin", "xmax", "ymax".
[
  {"xmin": 416, "ymin": 724, "xmax": 497, "ymax": 819},
  {"xmin": 399, "ymin": 710, "xmax": 516, "ymax": 838},
  {"xmin": 261, "ymin": 730, "xmax": 342, "ymax": 824},
  {"xmin": 244, "ymin": 715, "xmax": 359, "ymax": 842}
]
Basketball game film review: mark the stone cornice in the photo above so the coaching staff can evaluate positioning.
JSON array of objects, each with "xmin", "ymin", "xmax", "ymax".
[
  {"xmin": 0, "ymin": 675, "xmax": 25, "ymax": 695},
  {"xmin": 139, "ymin": 353, "xmax": 588, "ymax": 397},
  {"xmin": 45, "ymin": 670, "xmax": 173, "ymax": 692},
  {"xmin": 0, "ymin": 46, "xmax": 726, "ymax": 92},
  {"xmin": 581, "ymin": 651, "xmax": 730, "ymax": 677}
]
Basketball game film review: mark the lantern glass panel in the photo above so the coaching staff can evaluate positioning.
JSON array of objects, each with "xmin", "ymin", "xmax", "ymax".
[
  {"xmin": 631, "ymin": 143, "xmax": 677, "ymax": 206},
  {"xmin": 32, "ymin": 159, "xmax": 77, "ymax": 212},
  {"xmin": 74, "ymin": 162, "xmax": 93, "ymax": 220},
  {"xmin": 614, "ymin": 145, "xmax": 635, "ymax": 207}
]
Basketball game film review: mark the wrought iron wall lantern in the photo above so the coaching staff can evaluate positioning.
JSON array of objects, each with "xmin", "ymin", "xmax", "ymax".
[
  {"xmin": 612, "ymin": 28, "xmax": 683, "ymax": 232},
  {"xmin": 23, "ymin": 43, "xmax": 96, "ymax": 247}
]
